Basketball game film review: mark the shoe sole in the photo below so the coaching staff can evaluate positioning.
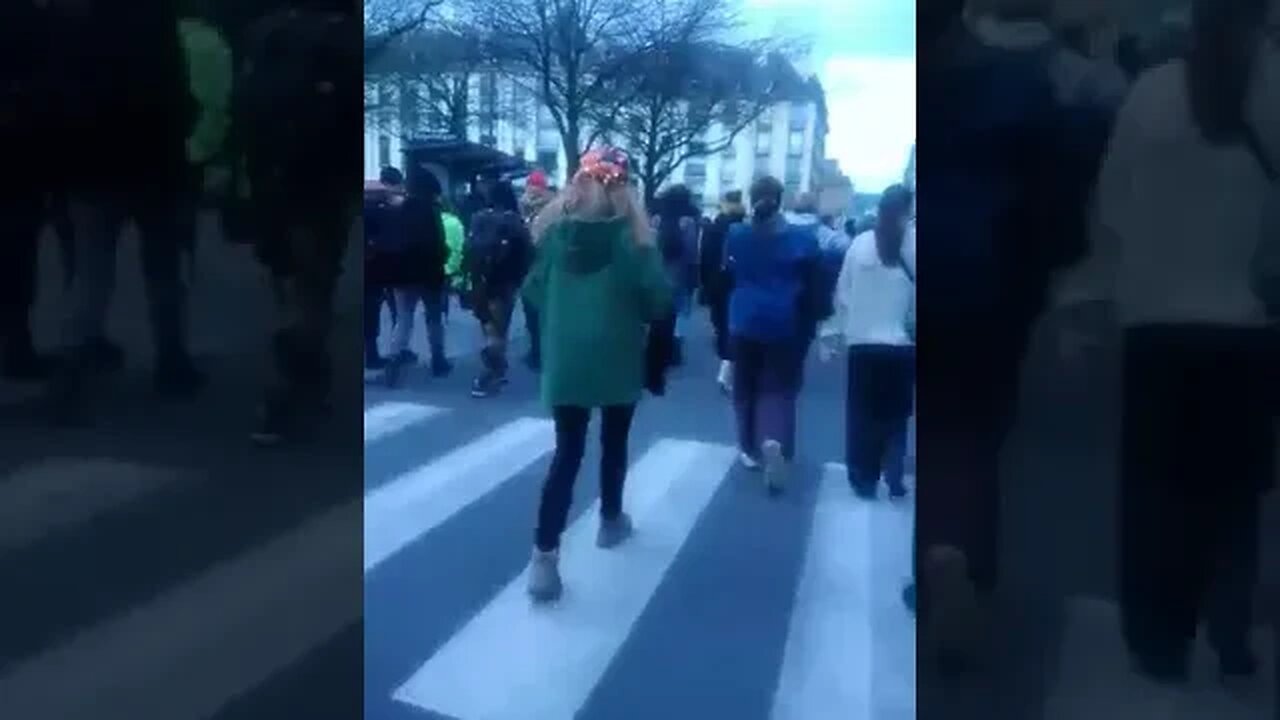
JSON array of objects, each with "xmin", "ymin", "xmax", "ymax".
[
  {"xmin": 762, "ymin": 441, "xmax": 785, "ymax": 495},
  {"xmin": 923, "ymin": 546, "xmax": 982, "ymax": 672}
]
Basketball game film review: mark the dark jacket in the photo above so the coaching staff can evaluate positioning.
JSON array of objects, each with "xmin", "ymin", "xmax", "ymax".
[
  {"xmin": 51, "ymin": 0, "xmax": 196, "ymax": 191},
  {"xmin": 463, "ymin": 208, "xmax": 533, "ymax": 296},
  {"xmin": 521, "ymin": 218, "xmax": 672, "ymax": 407},
  {"xmin": 0, "ymin": 4, "xmax": 57, "ymax": 174},
  {"xmin": 918, "ymin": 23, "xmax": 1116, "ymax": 335},
  {"xmin": 699, "ymin": 207, "xmax": 746, "ymax": 308},
  {"xmin": 364, "ymin": 189, "xmax": 448, "ymax": 289},
  {"xmin": 724, "ymin": 216, "xmax": 829, "ymax": 343}
]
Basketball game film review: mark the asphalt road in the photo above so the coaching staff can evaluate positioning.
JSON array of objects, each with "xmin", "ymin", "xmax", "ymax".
[
  {"xmin": 6, "ymin": 209, "xmax": 1268, "ymax": 718},
  {"xmin": 0, "ymin": 221, "xmax": 917, "ymax": 720},
  {"xmin": 360, "ymin": 317, "xmax": 916, "ymax": 720}
]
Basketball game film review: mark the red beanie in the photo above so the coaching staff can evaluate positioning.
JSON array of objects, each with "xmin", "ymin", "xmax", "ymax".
[{"xmin": 527, "ymin": 170, "xmax": 548, "ymax": 189}]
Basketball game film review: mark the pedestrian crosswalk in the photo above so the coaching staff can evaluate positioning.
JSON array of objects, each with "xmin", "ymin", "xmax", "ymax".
[
  {"xmin": 1043, "ymin": 596, "xmax": 1273, "ymax": 720},
  {"xmin": 362, "ymin": 399, "xmax": 916, "ymax": 720},
  {"xmin": 0, "ymin": 397, "xmax": 914, "ymax": 720}
]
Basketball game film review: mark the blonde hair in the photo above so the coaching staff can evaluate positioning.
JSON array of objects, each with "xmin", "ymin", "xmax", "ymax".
[{"xmin": 531, "ymin": 173, "xmax": 652, "ymax": 246}]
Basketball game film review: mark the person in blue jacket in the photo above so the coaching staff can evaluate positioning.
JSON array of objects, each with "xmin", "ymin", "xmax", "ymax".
[{"xmin": 723, "ymin": 175, "xmax": 830, "ymax": 494}]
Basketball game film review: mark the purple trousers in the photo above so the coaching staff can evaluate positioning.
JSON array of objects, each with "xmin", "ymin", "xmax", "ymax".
[{"xmin": 730, "ymin": 336, "xmax": 807, "ymax": 460}]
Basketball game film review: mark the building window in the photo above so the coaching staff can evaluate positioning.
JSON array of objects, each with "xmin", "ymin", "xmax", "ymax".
[
  {"xmin": 685, "ymin": 160, "xmax": 707, "ymax": 182},
  {"xmin": 378, "ymin": 135, "xmax": 391, "ymax": 169},
  {"xmin": 785, "ymin": 157, "xmax": 803, "ymax": 186},
  {"xmin": 755, "ymin": 131, "xmax": 771, "ymax": 156},
  {"xmin": 788, "ymin": 129, "xmax": 805, "ymax": 157},
  {"xmin": 789, "ymin": 106, "xmax": 808, "ymax": 130},
  {"xmin": 480, "ymin": 73, "xmax": 498, "ymax": 113},
  {"xmin": 757, "ymin": 113, "xmax": 773, "ymax": 133},
  {"xmin": 721, "ymin": 140, "xmax": 736, "ymax": 158}
]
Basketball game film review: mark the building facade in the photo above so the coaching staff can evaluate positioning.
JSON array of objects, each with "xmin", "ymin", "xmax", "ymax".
[{"xmin": 366, "ymin": 62, "xmax": 828, "ymax": 215}]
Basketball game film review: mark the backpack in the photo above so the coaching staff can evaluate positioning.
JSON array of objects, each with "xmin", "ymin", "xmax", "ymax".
[
  {"xmin": 233, "ymin": 9, "xmax": 360, "ymax": 189},
  {"xmin": 363, "ymin": 189, "xmax": 414, "ymax": 255},
  {"xmin": 465, "ymin": 209, "xmax": 524, "ymax": 288}
]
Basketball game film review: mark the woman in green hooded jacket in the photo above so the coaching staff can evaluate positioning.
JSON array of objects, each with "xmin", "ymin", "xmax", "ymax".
[{"xmin": 520, "ymin": 147, "xmax": 672, "ymax": 603}]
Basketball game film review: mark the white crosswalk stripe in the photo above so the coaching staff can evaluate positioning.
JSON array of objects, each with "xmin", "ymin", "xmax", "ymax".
[
  {"xmin": 0, "ymin": 400, "xmax": 917, "ymax": 720},
  {"xmin": 0, "ymin": 458, "xmax": 187, "ymax": 553},
  {"xmin": 364, "ymin": 416, "xmax": 554, "ymax": 571},
  {"xmin": 0, "ymin": 501, "xmax": 361, "ymax": 720},
  {"xmin": 357, "ymin": 402, "xmax": 915, "ymax": 720},
  {"xmin": 363, "ymin": 401, "xmax": 445, "ymax": 443},
  {"xmin": 772, "ymin": 462, "xmax": 913, "ymax": 720},
  {"xmin": 1044, "ymin": 596, "xmax": 1273, "ymax": 720},
  {"xmin": 392, "ymin": 439, "xmax": 739, "ymax": 719}
]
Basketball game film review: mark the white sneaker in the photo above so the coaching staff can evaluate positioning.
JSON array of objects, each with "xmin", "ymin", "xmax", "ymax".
[
  {"xmin": 762, "ymin": 440, "xmax": 787, "ymax": 495},
  {"xmin": 716, "ymin": 360, "xmax": 733, "ymax": 393},
  {"xmin": 526, "ymin": 548, "xmax": 563, "ymax": 603},
  {"xmin": 739, "ymin": 451, "xmax": 761, "ymax": 470}
]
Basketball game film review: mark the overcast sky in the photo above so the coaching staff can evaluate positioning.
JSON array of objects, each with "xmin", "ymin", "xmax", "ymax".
[{"xmin": 741, "ymin": 0, "xmax": 915, "ymax": 193}]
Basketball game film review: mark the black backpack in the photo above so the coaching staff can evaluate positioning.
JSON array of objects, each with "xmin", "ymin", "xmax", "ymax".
[
  {"xmin": 234, "ymin": 9, "xmax": 360, "ymax": 191},
  {"xmin": 465, "ymin": 209, "xmax": 525, "ymax": 287}
]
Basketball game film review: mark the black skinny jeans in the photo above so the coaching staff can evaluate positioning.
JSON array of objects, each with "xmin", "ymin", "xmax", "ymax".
[{"xmin": 535, "ymin": 403, "xmax": 637, "ymax": 552}]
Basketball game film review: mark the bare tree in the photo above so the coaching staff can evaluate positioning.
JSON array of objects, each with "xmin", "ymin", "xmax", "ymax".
[
  {"xmin": 366, "ymin": 28, "xmax": 489, "ymax": 139},
  {"xmin": 364, "ymin": 0, "xmax": 441, "ymax": 66},
  {"xmin": 454, "ymin": 0, "xmax": 732, "ymax": 175},
  {"xmin": 602, "ymin": 40, "xmax": 803, "ymax": 204}
]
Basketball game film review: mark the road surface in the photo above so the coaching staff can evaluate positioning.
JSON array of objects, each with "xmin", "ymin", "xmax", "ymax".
[
  {"xmin": 0, "ymin": 236, "xmax": 917, "ymax": 720},
  {"xmin": 360, "ymin": 317, "xmax": 916, "ymax": 720}
]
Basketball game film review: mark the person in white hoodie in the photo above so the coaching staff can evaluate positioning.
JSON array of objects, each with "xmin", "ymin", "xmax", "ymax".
[
  {"xmin": 820, "ymin": 185, "xmax": 916, "ymax": 499},
  {"xmin": 1058, "ymin": 0, "xmax": 1279, "ymax": 683}
]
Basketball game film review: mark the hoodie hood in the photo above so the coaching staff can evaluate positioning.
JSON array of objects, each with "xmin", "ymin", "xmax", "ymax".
[
  {"xmin": 559, "ymin": 217, "xmax": 627, "ymax": 276},
  {"xmin": 785, "ymin": 211, "xmax": 820, "ymax": 226}
]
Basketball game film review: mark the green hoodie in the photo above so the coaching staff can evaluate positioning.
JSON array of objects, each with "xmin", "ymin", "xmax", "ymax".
[
  {"xmin": 522, "ymin": 217, "xmax": 672, "ymax": 408},
  {"xmin": 442, "ymin": 211, "xmax": 465, "ymax": 280},
  {"xmin": 178, "ymin": 18, "xmax": 232, "ymax": 167}
]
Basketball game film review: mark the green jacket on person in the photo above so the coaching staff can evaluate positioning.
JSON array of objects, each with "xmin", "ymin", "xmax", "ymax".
[
  {"xmin": 442, "ymin": 211, "xmax": 465, "ymax": 284},
  {"xmin": 522, "ymin": 217, "xmax": 673, "ymax": 409},
  {"xmin": 178, "ymin": 17, "xmax": 232, "ymax": 168}
]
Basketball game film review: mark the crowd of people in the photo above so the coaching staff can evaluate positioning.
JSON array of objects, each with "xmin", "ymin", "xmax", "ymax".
[
  {"xmin": 915, "ymin": 0, "xmax": 1277, "ymax": 687},
  {"xmin": 1, "ymin": 0, "xmax": 361, "ymax": 445},
  {"xmin": 363, "ymin": 142, "xmax": 920, "ymax": 602}
]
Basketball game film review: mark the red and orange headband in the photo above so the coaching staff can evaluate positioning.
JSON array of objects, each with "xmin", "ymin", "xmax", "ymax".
[{"xmin": 574, "ymin": 146, "xmax": 630, "ymax": 186}]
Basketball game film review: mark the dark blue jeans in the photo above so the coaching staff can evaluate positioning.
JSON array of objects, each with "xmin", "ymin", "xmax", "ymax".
[{"xmin": 845, "ymin": 344, "xmax": 915, "ymax": 493}]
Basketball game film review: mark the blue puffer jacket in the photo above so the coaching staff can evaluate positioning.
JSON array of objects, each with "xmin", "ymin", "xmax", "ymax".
[
  {"xmin": 918, "ymin": 21, "xmax": 1119, "ymax": 331},
  {"xmin": 724, "ymin": 216, "xmax": 826, "ymax": 343}
]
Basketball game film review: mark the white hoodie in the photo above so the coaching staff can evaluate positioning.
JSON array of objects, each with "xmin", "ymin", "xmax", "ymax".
[
  {"xmin": 821, "ymin": 226, "xmax": 916, "ymax": 347},
  {"xmin": 1063, "ymin": 59, "xmax": 1278, "ymax": 327},
  {"xmin": 785, "ymin": 212, "xmax": 848, "ymax": 256}
]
